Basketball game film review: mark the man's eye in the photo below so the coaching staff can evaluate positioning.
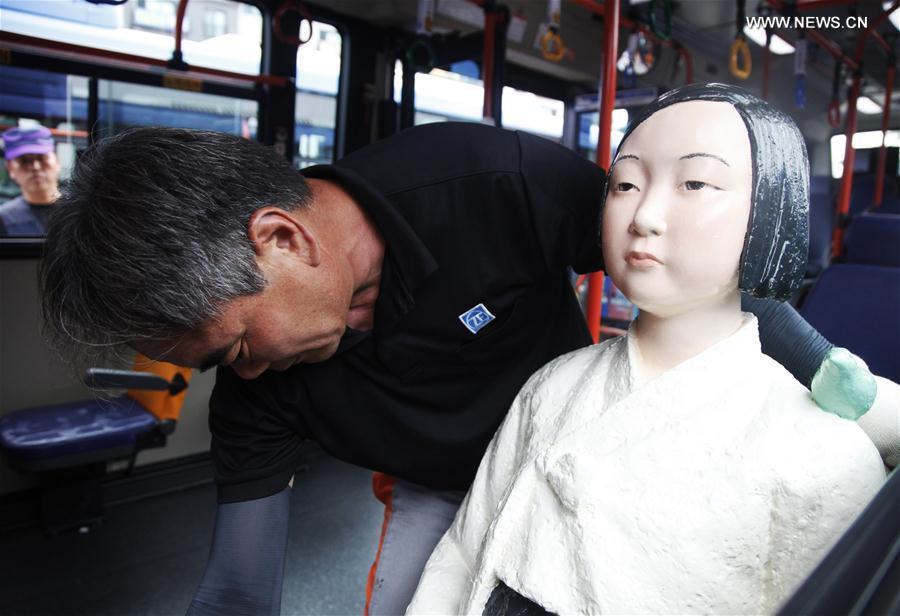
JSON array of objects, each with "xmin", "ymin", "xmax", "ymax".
[{"xmin": 616, "ymin": 182, "xmax": 638, "ymax": 192}]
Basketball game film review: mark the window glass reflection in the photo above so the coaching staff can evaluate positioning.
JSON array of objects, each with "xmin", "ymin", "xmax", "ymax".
[{"xmin": 295, "ymin": 22, "xmax": 343, "ymax": 168}]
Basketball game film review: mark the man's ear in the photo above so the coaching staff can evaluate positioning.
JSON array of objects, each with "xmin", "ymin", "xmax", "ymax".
[{"xmin": 247, "ymin": 207, "xmax": 320, "ymax": 266}]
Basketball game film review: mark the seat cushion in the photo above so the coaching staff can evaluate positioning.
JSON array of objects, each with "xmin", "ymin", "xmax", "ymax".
[{"xmin": 0, "ymin": 396, "xmax": 156, "ymax": 470}]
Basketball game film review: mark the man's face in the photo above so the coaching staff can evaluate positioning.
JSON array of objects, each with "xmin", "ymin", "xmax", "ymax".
[
  {"xmin": 7, "ymin": 152, "xmax": 60, "ymax": 199},
  {"xmin": 137, "ymin": 209, "xmax": 352, "ymax": 379}
]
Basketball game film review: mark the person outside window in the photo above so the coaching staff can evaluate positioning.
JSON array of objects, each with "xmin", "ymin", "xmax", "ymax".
[{"xmin": 0, "ymin": 125, "xmax": 61, "ymax": 236}]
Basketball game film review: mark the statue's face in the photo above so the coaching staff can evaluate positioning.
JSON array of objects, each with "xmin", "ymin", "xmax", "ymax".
[{"xmin": 602, "ymin": 101, "xmax": 753, "ymax": 318}]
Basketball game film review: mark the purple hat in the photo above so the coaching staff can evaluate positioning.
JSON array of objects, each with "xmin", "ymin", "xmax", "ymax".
[{"xmin": 2, "ymin": 126, "xmax": 55, "ymax": 160}]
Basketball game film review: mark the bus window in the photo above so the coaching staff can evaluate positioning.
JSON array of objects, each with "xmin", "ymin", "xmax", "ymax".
[
  {"xmin": 576, "ymin": 108, "xmax": 629, "ymax": 164},
  {"xmin": 96, "ymin": 80, "xmax": 258, "ymax": 137},
  {"xmin": 830, "ymin": 130, "xmax": 900, "ymax": 178},
  {"xmin": 393, "ymin": 63, "xmax": 565, "ymax": 142},
  {"xmin": 1, "ymin": 0, "xmax": 263, "ymax": 76},
  {"xmin": 500, "ymin": 88, "xmax": 564, "ymax": 142},
  {"xmin": 296, "ymin": 21, "xmax": 342, "ymax": 168},
  {"xmin": 0, "ymin": 65, "xmax": 88, "ymax": 205}
]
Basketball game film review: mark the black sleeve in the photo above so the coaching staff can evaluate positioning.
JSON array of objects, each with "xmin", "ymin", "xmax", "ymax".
[
  {"xmin": 516, "ymin": 131, "xmax": 606, "ymax": 274},
  {"xmin": 209, "ymin": 367, "xmax": 310, "ymax": 503},
  {"xmin": 742, "ymin": 294, "xmax": 833, "ymax": 388},
  {"xmin": 186, "ymin": 487, "xmax": 290, "ymax": 616}
]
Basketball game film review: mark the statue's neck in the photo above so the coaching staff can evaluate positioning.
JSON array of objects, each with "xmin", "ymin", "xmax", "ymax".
[{"xmin": 631, "ymin": 290, "xmax": 743, "ymax": 385}]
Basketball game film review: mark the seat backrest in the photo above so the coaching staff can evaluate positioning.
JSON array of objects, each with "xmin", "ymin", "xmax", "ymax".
[
  {"xmin": 850, "ymin": 174, "xmax": 877, "ymax": 215},
  {"xmin": 800, "ymin": 263, "xmax": 900, "ymax": 382},
  {"xmin": 807, "ymin": 176, "xmax": 835, "ymax": 278},
  {"xmin": 844, "ymin": 213, "xmax": 900, "ymax": 267},
  {"xmin": 126, "ymin": 355, "xmax": 192, "ymax": 422}
]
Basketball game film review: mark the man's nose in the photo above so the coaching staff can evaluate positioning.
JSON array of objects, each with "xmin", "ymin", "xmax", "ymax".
[
  {"xmin": 231, "ymin": 360, "xmax": 270, "ymax": 380},
  {"xmin": 630, "ymin": 192, "xmax": 667, "ymax": 237}
]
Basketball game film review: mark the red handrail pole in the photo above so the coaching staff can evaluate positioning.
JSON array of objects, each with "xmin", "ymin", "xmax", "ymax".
[
  {"xmin": 571, "ymin": 0, "xmax": 694, "ymax": 85},
  {"xmin": 482, "ymin": 10, "xmax": 496, "ymax": 123},
  {"xmin": 874, "ymin": 65, "xmax": 895, "ymax": 208},
  {"xmin": 865, "ymin": 0, "xmax": 900, "ymax": 37},
  {"xmin": 586, "ymin": 0, "xmax": 620, "ymax": 343},
  {"xmin": 175, "ymin": 0, "xmax": 189, "ymax": 56},
  {"xmin": 0, "ymin": 31, "xmax": 287, "ymax": 87},
  {"xmin": 870, "ymin": 29, "xmax": 891, "ymax": 54},
  {"xmin": 681, "ymin": 45, "xmax": 694, "ymax": 83},
  {"xmin": 832, "ymin": 48, "xmax": 864, "ymax": 257},
  {"xmin": 829, "ymin": 0, "xmax": 899, "ymax": 252},
  {"xmin": 832, "ymin": 72, "xmax": 860, "ymax": 255}
]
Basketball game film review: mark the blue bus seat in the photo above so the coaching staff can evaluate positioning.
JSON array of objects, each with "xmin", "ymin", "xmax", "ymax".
[
  {"xmin": 844, "ymin": 213, "xmax": 900, "ymax": 267},
  {"xmin": 800, "ymin": 263, "xmax": 900, "ymax": 382},
  {"xmin": 807, "ymin": 176, "xmax": 835, "ymax": 278},
  {"xmin": 0, "ymin": 360, "xmax": 188, "ymax": 532},
  {"xmin": 0, "ymin": 396, "xmax": 162, "ymax": 473},
  {"xmin": 850, "ymin": 174, "xmax": 877, "ymax": 215},
  {"xmin": 850, "ymin": 173, "xmax": 900, "ymax": 216}
]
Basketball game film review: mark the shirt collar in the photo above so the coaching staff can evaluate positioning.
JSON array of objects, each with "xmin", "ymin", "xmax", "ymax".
[
  {"xmin": 302, "ymin": 163, "xmax": 439, "ymax": 333},
  {"xmin": 623, "ymin": 313, "xmax": 761, "ymax": 395}
]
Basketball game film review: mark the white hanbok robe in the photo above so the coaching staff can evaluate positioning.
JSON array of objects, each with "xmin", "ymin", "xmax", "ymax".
[{"xmin": 408, "ymin": 315, "xmax": 885, "ymax": 615}]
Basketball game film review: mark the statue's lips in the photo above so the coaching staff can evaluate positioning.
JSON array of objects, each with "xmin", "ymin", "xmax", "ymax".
[{"xmin": 626, "ymin": 251, "xmax": 663, "ymax": 268}]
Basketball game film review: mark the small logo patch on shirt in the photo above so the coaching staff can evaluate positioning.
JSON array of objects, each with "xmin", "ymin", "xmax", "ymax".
[{"xmin": 459, "ymin": 303, "xmax": 495, "ymax": 334}]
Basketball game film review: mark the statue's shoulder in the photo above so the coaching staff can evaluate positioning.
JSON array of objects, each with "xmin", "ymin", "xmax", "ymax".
[{"xmin": 758, "ymin": 357, "xmax": 884, "ymax": 496}]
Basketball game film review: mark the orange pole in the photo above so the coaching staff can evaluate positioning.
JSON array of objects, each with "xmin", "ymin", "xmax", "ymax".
[
  {"xmin": 482, "ymin": 10, "xmax": 496, "ymax": 122},
  {"xmin": 572, "ymin": 0, "xmax": 694, "ymax": 84},
  {"xmin": 874, "ymin": 65, "xmax": 894, "ymax": 208},
  {"xmin": 870, "ymin": 30, "xmax": 891, "ymax": 54},
  {"xmin": 174, "ymin": 0, "xmax": 189, "ymax": 57},
  {"xmin": 767, "ymin": 1, "xmax": 861, "ymax": 71},
  {"xmin": 830, "ymin": 0, "xmax": 899, "ymax": 254},
  {"xmin": 832, "ymin": 69, "xmax": 861, "ymax": 256},
  {"xmin": 585, "ymin": 0, "xmax": 619, "ymax": 343}
]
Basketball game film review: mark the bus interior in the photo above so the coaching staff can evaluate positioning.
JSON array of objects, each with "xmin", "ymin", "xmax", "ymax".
[{"xmin": 0, "ymin": 0, "xmax": 898, "ymax": 614}]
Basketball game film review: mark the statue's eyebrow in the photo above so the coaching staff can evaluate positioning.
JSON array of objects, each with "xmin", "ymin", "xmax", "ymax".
[
  {"xmin": 610, "ymin": 154, "xmax": 639, "ymax": 170},
  {"xmin": 680, "ymin": 152, "xmax": 730, "ymax": 167}
]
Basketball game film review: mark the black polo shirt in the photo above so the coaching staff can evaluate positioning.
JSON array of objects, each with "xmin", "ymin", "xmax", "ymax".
[{"xmin": 209, "ymin": 122, "xmax": 606, "ymax": 503}]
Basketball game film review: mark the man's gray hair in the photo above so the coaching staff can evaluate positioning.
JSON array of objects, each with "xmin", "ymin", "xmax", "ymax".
[{"xmin": 40, "ymin": 127, "xmax": 312, "ymax": 368}]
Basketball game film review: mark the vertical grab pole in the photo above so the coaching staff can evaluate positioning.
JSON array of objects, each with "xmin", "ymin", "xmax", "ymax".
[
  {"xmin": 482, "ymin": 8, "xmax": 497, "ymax": 124},
  {"xmin": 586, "ymin": 0, "xmax": 620, "ymax": 343},
  {"xmin": 832, "ymin": 69, "xmax": 861, "ymax": 257},
  {"xmin": 169, "ymin": 0, "xmax": 190, "ymax": 69},
  {"xmin": 830, "ymin": 0, "xmax": 899, "ymax": 254},
  {"xmin": 874, "ymin": 64, "xmax": 894, "ymax": 208}
]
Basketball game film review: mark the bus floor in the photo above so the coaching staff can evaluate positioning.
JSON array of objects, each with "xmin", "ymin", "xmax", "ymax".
[{"xmin": 0, "ymin": 443, "xmax": 383, "ymax": 616}]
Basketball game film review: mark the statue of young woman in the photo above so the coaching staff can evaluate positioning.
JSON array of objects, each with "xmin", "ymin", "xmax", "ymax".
[{"xmin": 407, "ymin": 84, "xmax": 887, "ymax": 615}]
